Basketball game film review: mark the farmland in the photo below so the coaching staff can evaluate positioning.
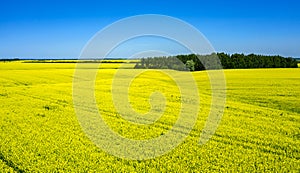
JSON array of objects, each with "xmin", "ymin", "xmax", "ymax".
[{"xmin": 0, "ymin": 61, "xmax": 299, "ymax": 172}]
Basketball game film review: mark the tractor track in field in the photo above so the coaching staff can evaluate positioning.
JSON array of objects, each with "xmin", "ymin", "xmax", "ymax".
[{"xmin": 0, "ymin": 152, "xmax": 25, "ymax": 173}]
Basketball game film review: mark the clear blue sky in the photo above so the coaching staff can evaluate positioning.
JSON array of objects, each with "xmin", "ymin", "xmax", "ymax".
[{"xmin": 0, "ymin": 0, "xmax": 299, "ymax": 58}]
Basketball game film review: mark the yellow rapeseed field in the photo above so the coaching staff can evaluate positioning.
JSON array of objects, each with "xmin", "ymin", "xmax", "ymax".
[{"xmin": 0, "ymin": 61, "xmax": 299, "ymax": 172}]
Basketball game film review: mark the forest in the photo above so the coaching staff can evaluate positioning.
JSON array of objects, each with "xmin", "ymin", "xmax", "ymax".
[{"xmin": 134, "ymin": 53, "xmax": 299, "ymax": 71}]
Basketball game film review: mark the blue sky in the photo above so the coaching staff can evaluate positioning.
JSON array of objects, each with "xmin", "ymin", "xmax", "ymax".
[{"xmin": 0, "ymin": 0, "xmax": 299, "ymax": 58}]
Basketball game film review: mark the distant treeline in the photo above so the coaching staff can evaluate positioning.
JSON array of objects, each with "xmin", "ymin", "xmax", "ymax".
[
  {"xmin": 22, "ymin": 60, "xmax": 136, "ymax": 63},
  {"xmin": 0, "ymin": 59, "xmax": 137, "ymax": 63},
  {"xmin": 0, "ymin": 58, "xmax": 20, "ymax": 62},
  {"xmin": 134, "ymin": 53, "xmax": 298, "ymax": 71}
]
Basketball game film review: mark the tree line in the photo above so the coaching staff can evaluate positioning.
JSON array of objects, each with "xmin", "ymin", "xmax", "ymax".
[
  {"xmin": 134, "ymin": 53, "xmax": 298, "ymax": 71},
  {"xmin": 0, "ymin": 58, "xmax": 20, "ymax": 62}
]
